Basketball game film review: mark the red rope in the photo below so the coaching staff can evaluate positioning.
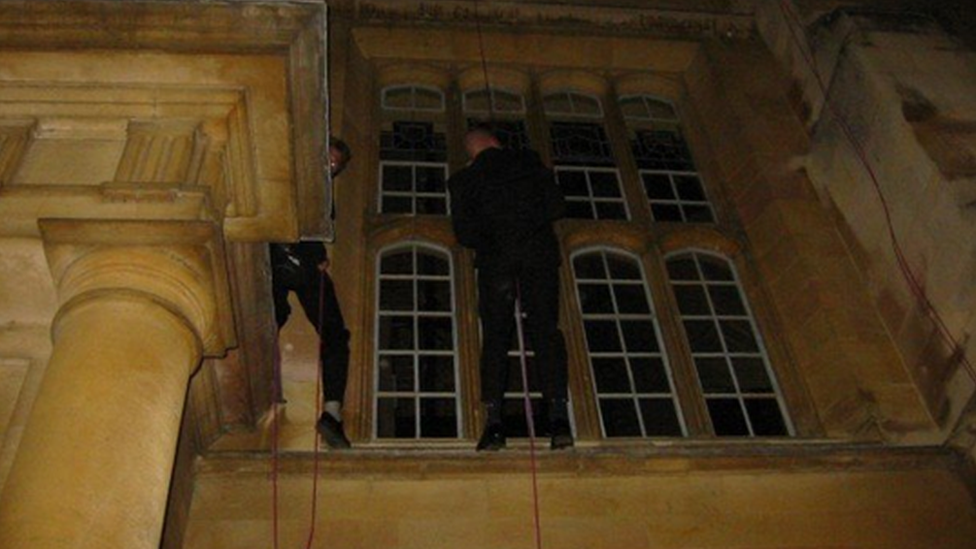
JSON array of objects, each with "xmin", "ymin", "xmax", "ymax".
[
  {"xmin": 514, "ymin": 281, "xmax": 544, "ymax": 549},
  {"xmin": 270, "ymin": 337, "xmax": 282, "ymax": 549},
  {"xmin": 778, "ymin": 0, "xmax": 975, "ymax": 381},
  {"xmin": 304, "ymin": 270, "xmax": 328, "ymax": 549}
]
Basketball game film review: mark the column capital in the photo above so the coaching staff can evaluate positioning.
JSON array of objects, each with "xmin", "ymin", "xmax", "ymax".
[{"xmin": 38, "ymin": 218, "xmax": 236, "ymax": 357}]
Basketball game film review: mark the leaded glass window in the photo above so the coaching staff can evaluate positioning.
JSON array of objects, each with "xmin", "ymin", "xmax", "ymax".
[
  {"xmin": 545, "ymin": 92, "xmax": 627, "ymax": 221},
  {"xmin": 379, "ymin": 85, "xmax": 450, "ymax": 215},
  {"xmin": 573, "ymin": 249, "xmax": 685, "ymax": 438},
  {"xmin": 665, "ymin": 251, "xmax": 791, "ymax": 437},
  {"xmin": 375, "ymin": 244, "xmax": 461, "ymax": 439},
  {"xmin": 622, "ymin": 95, "xmax": 715, "ymax": 223}
]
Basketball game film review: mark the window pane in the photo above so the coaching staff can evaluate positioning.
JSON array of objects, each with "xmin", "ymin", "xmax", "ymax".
[
  {"xmin": 719, "ymin": 320, "xmax": 759, "ymax": 353},
  {"xmin": 573, "ymin": 94, "xmax": 602, "ymax": 116},
  {"xmin": 573, "ymin": 254, "xmax": 607, "ymax": 280},
  {"xmin": 674, "ymin": 175, "xmax": 707, "ymax": 201},
  {"xmin": 565, "ymin": 200, "xmax": 595, "ymax": 219},
  {"xmin": 700, "ymin": 257, "xmax": 734, "ymax": 281},
  {"xmin": 642, "ymin": 173, "xmax": 675, "ymax": 200},
  {"xmin": 646, "ymin": 99, "xmax": 678, "ymax": 121},
  {"xmin": 619, "ymin": 97, "xmax": 648, "ymax": 119},
  {"xmin": 377, "ymin": 355, "xmax": 415, "ymax": 392},
  {"xmin": 605, "ymin": 254, "xmax": 641, "ymax": 280},
  {"xmin": 695, "ymin": 357, "xmax": 735, "ymax": 394},
  {"xmin": 578, "ymin": 283, "xmax": 614, "ymax": 314},
  {"xmin": 708, "ymin": 285, "xmax": 746, "ymax": 316},
  {"xmin": 613, "ymin": 284, "xmax": 650, "ymax": 314},
  {"xmin": 666, "ymin": 257, "xmax": 699, "ymax": 281},
  {"xmin": 414, "ymin": 87, "xmax": 444, "ymax": 111},
  {"xmin": 379, "ymin": 280, "xmax": 414, "ymax": 311},
  {"xmin": 589, "ymin": 171, "xmax": 622, "ymax": 198},
  {"xmin": 377, "ymin": 397, "xmax": 416, "ymax": 438},
  {"xmin": 744, "ymin": 398, "xmax": 788, "ymax": 436},
  {"xmin": 417, "ymin": 252, "xmax": 449, "ymax": 275},
  {"xmin": 631, "ymin": 357, "xmax": 671, "ymax": 393},
  {"xmin": 673, "ymin": 285, "xmax": 711, "ymax": 316},
  {"xmin": 732, "ymin": 358, "xmax": 773, "ymax": 393},
  {"xmin": 543, "ymin": 92, "xmax": 572, "ymax": 114},
  {"xmin": 379, "ymin": 316, "xmax": 414, "ymax": 350},
  {"xmin": 600, "ymin": 399, "xmax": 642, "ymax": 437},
  {"xmin": 383, "ymin": 87, "xmax": 412, "ymax": 109},
  {"xmin": 382, "ymin": 164, "xmax": 412, "ymax": 192},
  {"xmin": 417, "ymin": 280, "xmax": 451, "ymax": 312},
  {"xmin": 620, "ymin": 320, "xmax": 659, "ymax": 353},
  {"xmin": 418, "ymin": 317, "xmax": 453, "ymax": 350},
  {"xmin": 584, "ymin": 320, "xmax": 622, "ymax": 352},
  {"xmin": 683, "ymin": 320, "xmax": 722, "ymax": 352},
  {"xmin": 707, "ymin": 398, "xmax": 749, "ymax": 436},
  {"xmin": 416, "ymin": 166, "xmax": 446, "ymax": 193},
  {"xmin": 557, "ymin": 170, "xmax": 588, "ymax": 197},
  {"xmin": 419, "ymin": 355, "xmax": 455, "ymax": 392},
  {"xmin": 416, "ymin": 197, "xmax": 447, "ymax": 215},
  {"xmin": 420, "ymin": 398, "xmax": 458, "ymax": 438},
  {"xmin": 381, "ymin": 250, "xmax": 413, "ymax": 274},
  {"xmin": 639, "ymin": 398, "xmax": 683, "ymax": 437},
  {"xmin": 592, "ymin": 357, "xmax": 632, "ymax": 394}
]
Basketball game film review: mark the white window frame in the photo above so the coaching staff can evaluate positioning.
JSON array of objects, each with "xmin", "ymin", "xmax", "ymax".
[
  {"xmin": 373, "ymin": 243, "xmax": 463, "ymax": 440},
  {"xmin": 542, "ymin": 90, "xmax": 604, "ymax": 118},
  {"xmin": 571, "ymin": 247, "xmax": 687, "ymax": 438},
  {"xmin": 377, "ymin": 160, "xmax": 450, "ymax": 215},
  {"xmin": 381, "ymin": 84, "xmax": 446, "ymax": 113},
  {"xmin": 553, "ymin": 166, "xmax": 630, "ymax": 221},
  {"xmin": 462, "ymin": 87, "xmax": 526, "ymax": 115},
  {"xmin": 639, "ymin": 169, "xmax": 716, "ymax": 223},
  {"xmin": 618, "ymin": 94, "xmax": 679, "ymax": 122},
  {"xmin": 664, "ymin": 249, "xmax": 794, "ymax": 437}
]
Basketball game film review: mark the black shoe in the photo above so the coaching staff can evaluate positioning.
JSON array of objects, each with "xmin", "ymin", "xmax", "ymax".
[
  {"xmin": 476, "ymin": 423, "xmax": 506, "ymax": 451},
  {"xmin": 550, "ymin": 419, "xmax": 573, "ymax": 451},
  {"xmin": 316, "ymin": 413, "xmax": 351, "ymax": 449}
]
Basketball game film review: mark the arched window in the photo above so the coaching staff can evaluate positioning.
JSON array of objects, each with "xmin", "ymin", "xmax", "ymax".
[
  {"xmin": 572, "ymin": 249, "xmax": 685, "ymax": 437},
  {"xmin": 665, "ymin": 251, "xmax": 791, "ymax": 437},
  {"xmin": 374, "ymin": 244, "xmax": 461, "ymax": 439},
  {"xmin": 544, "ymin": 91, "xmax": 627, "ymax": 221},
  {"xmin": 379, "ymin": 84, "xmax": 449, "ymax": 215},
  {"xmin": 621, "ymin": 95, "xmax": 715, "ymax": 223},
  {"xmin": 463, "ymin": 87, "xmax": 530, "ymax": 150}
]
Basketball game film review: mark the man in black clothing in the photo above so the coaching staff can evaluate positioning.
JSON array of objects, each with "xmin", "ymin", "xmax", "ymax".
[
  {"xmin": 270, "ymin": 138, "xmax": 352, "ymax": 449},
  {"xmin": 448, "ymin": 125, "xmax": 573, "ymax": 451}
]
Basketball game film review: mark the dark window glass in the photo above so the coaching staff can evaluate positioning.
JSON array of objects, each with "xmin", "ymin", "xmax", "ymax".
[
  {"xmin": 683, "ymin": 320, "xmax": 723, "ymax": 352},
  {"xmin": 640, "ymin": 398, "xmax": 684, "ymax": 437},
  {"xmin": 377, "ymin": 355, "xmax": 415, "ymax": 392},
  {"xmin": 584, "ymin": 320, "xmax": 622, "ymax": 353},
  {"xmin": 419, "ymin": 355, "xmax": 455, "ymax": 392},
  {"xmin": 578, "ymin": 283, "xmax": 614, "ymax": 315},
  {"xmin": 592, "ymin": 357, "xmax": 632, "ymax": 394},
  {"xmin": 574, "ymin": 254, "xmax": 607, "ymax": 280},
  {"xmin": 380, "ymin": 121, "xmax": 447, "ymax": 162},
  {"xmin": 420, "ymin": 398, "xmax": 457, "ymax": 438},
  {"xmin": 631, "ymin": 129, "xmax": 695, "ymax": 171},
  {"xmin": 379, "ymin": 316, "xmax": 414, "ymax": 350},
  {"xmin": 600, "ymin": 399, "xmax": 642, "ymax": 437},
  {"xmin": 377, "ymin": 397, "xmax": 416, "ymax": 438},
  {"xmin": 732, "ymin": 358, "xmax": 774, "ymax": 393},
  {"xmin": 417, "ymin": 280, "xmax": 451, "ymax": 312},
  {"xmin": 651, "ymin": 204, "xmax": 683, "ymax": 222},
  {"xmin": 613, "ymin": 284, "xmax": 650, "ymax": 314},
  {"xmin": 695, "ymin": 357, "xmax": 736, "ymax": 394},
  {"xmin": 707, "ymin": 399, "xmax": 749, "ymax": 436},
  {"xmin": 549, "ymin": 122, "xmax": 614, "ymax": 166},
  {"xmin": 631, "ymin": 357, "xmax": 671, "ymax": 393},
  {"xmin": 379, "ymin": 280, "xmax": 414, "ymax": 312},
  {"xmin": 673, "ymin": 285, "xmax": 711, "ymax": 316},
  {"xmin": 745, "ymin": 398, "xmax": 788, "ymax": 436}
]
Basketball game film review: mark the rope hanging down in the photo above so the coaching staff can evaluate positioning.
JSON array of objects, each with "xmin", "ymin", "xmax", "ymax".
[{"xmin": 778, "ymin": 0, "xmax": 975, "ymax": 382}]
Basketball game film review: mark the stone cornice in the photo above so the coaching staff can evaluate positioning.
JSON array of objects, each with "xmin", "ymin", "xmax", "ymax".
[{"xmin": 332, "ymin": 0, "xmax": 759, "ymax": 41}]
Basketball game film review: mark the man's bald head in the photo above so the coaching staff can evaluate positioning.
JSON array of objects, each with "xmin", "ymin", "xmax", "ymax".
[{"xmin": 463, "ymin": 125, "xmax": 501, "ymax": 160}]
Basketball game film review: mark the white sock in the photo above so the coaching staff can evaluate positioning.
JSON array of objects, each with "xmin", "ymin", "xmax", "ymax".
[{"xmin": 325, "ymin": 401, "xmax": 342, "ymax": 422}]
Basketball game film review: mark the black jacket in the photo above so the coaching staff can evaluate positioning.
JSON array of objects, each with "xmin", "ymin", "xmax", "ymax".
[{"xmin": 448, "ymin": 148, "xmax": 565, "ymax": 269}]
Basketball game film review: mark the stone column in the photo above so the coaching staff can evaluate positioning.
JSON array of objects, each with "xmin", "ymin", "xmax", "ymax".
[{"xmin": 0, "ymin": 219, "xmax": 234, "ymax": 549}]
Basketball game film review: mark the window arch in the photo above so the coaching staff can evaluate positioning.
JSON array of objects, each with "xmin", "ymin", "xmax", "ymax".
[
  {"xmin": 572, "ymin": 248, "xmax": 685, "ymax": 438},
  {"xmin": 381, "ymin": 84, "xmax": 446, "ymax": 112},
  {"xmin": 463, "ymin": 86, "xmax": 531, "ymax": 150},
  {"xmin": 378, "ymin": 84, "xmax": 449, "ymax": 215},
  {"xmin": 543, "ymin": 91, "xmax": 603, "ymax": 118},
  {"xmin": 374, "ymin": 243, "xmax": 461, "ymax": 439},
  {"xmin": 665, "ymin": 250, "xmax": 791, "ymax": 437},
  {"xmin": 622, "ymin": 94, "xmax": 714, "ymax": 224}
]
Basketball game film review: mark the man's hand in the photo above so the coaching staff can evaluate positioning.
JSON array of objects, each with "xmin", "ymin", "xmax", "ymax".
[{"xmin": 317, "ymin": 259, "xmax": 331, "ymax": 273}]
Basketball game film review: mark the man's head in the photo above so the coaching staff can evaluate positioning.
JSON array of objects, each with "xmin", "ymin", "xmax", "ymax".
[
  {"xmin": 463, "ymin": 124, "xmax": 501, "ymax": 160},
  {"xmin": 329, "ymin": 137, "xmax": 352, "ymax": 177}
]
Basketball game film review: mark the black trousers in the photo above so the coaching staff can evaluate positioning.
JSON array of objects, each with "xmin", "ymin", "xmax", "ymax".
[
  {"xmin": 477, "ymin": 256, "xmax": 568, "ymax": 409},
  {"xmin": 272, "ymin": 265, "xmax": 350, "ymax": 403}
]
